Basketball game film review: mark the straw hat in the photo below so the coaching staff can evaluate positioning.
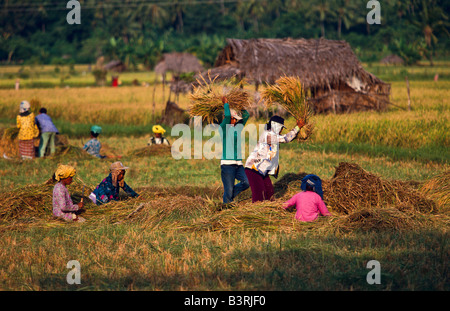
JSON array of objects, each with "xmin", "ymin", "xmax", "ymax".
[{"xmin": 110, "ymin": 161, "xmax": 129, "ymax": 171}]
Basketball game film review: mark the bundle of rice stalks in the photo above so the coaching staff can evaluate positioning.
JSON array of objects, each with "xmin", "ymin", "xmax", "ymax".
[
  {"xmin": 189, "ymin": 200, "xmax": 300, "ymax": 233},
  {"xmin": 54, "ymin": 145, "xmax": 92, "ymax": 159},
  {"xmin": 420, "ymin": 171, "xmax": 450, "ymax": 212},
  {"xmin": 122, "ymin": 195, "xmax": 213, "ymax": 230},
  {"xmin": 188, "ymin": 74, "xmax": 252, "ymax": 124},
  {"xmin": 262, "ymin": 76, "xmax": 312, "ymax": 126},
  {"xmin": 323, "ymin": 162, "xmax": 436, "ymax": 214},
  {"xmin": 0, "ymin": 128, "xmax": 19, "ymax": 158},
  {"xmin": 329, "ymin": 206, "xmax": 431, "ymax": 233},
  {"xmin": 128, "ymin": 144, "xmax": 172, "ymax": 157}
]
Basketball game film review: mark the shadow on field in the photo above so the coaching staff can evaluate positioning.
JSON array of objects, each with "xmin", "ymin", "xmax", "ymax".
[{"xmin": 31, "ymin": 229, "xmax": 447, "ymax": 291}]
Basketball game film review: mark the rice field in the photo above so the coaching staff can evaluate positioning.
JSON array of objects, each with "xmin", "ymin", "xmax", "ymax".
[{"xmin": 0, "ymin": 63, "xmax": 448, "ymax": 292}]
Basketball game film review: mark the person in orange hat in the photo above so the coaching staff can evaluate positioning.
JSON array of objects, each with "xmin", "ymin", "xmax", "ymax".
[{"xmin": 89, "ymin": 161, "xmax": 139, "ymax": 205}]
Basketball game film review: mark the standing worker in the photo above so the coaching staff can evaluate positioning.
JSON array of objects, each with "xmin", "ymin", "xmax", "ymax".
[
  {"xmin": 35, "ymin": 107, "xmax": 59, "ymax": 157},
  {"xmin": 16, "ymin": 100, "xmax": 39, "ymax": 160},
  {"xmin": 244, "ymin": 116, "xmax": 305, "ymax": 203},
  {"xmin": 219, "ymin": 96, "xmax": 250, "ymax": 204}
]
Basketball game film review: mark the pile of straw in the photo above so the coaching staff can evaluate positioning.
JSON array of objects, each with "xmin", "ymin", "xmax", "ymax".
[
  {"xmin": 329, "ymin": 206, "xmax": 432, "ymax": 233},
  {"xmin": 188, "ymin": 75, "xmax": 252, "ymax": 124},
  {"xmin": 420, "ymin": 170, "xmax": 450, "ymax": 212},
  {"xmin": 323, "ymin": 162, "xmax": 436, "ymax": 214},
  {"xmin": 0, "ymin": 128, "xmax": 19, "ymax": 158},
  {"xmin": 262, "ymin": 76, "xmax": 312, "ymax": 125},
  {"xmin": 128, "ymin": 144, "xmax": 172, "ymax": 158}
]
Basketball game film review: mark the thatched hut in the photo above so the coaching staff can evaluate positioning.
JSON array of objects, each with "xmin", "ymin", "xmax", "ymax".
[
  {"xmin": 154, "ymin": 52, "xmax": 204, "ymax": 79},
  {"xmin": 212, "ymin": 38, "xmax": 391, "ymax": 113},
  {"xmin": 104, "ymin": 60, "xmax": 127, "ymax": 72},
  {"xmin": 154, "ymin": 52, "xmax": 204, "ymax": 103},
  {"xmin": 380, "ymin": 54, "xmax": 405, "ymax": 65}
]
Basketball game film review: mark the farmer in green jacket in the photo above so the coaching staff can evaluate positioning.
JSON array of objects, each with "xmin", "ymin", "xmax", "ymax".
[{"xmin": 219, "ymin": 96, "xmax": 250, "ymax": 204}]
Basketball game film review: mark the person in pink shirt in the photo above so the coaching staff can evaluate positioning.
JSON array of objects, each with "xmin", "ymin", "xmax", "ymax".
[{"xmin": 282, "ymin": 181, "xmax": 331, "ymax": 222}]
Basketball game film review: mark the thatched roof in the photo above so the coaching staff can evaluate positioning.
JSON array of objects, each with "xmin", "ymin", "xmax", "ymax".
[
  {"xmin": 380, "ymin": 54, "xmax": 405, "ymax": 65},
  {"xmin": 154, "ymin": 52, "xmax": 204, "ymax": 75},
  {"xmin": 104, "ymin": 60, "xmax": 126, "ymax": 72},
  {"xmin": 214, "ymin": 38, "xmax": 389, "ymax": 90}
]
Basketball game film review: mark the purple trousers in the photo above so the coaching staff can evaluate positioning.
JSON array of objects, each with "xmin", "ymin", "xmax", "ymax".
[{"xmin": 245, "ymin": 168, "xmax": 274, "ymax": 203}]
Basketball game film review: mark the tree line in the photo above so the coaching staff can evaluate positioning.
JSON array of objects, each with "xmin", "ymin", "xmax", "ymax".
[{"xmin": 1, "ymin": 0, "xmax": 449, "ymax": 68}]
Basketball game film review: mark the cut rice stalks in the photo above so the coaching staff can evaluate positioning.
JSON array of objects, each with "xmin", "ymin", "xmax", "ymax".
[
  {"xmin": 188, "ymin": 73, "xmax": 252, "ymax": 124},
  {"xmin": 262, "ymin": 76, "xmax": 314, "ymax": 140}
]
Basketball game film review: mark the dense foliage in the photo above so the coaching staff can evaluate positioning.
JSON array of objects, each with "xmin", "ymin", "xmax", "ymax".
[{"xmin": 1, "ymin": 0, "xmax": 449, "ymax": 67}]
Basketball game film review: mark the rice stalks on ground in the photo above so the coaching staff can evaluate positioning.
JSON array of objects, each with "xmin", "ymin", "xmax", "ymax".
[
  {"xmin": 323, "ymin": 162, "xmax": 436, "ymax": 214},
  {"xmin": 420, "ymin": 170, "xmax": 450, "ymax": 212},
  {"xmin": 188, "ymin": 74, "xmax": 252, "ymax": 124},
  {"xmin": 128, "ymin": 144, "xmax": 172, "ymax": 157}
]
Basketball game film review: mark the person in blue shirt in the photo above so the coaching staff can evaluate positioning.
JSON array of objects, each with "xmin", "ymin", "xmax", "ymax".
[
  {"xmin": 89, "ymin": 161, "xmax": 139, "ymax": 205},
  {"xmin": 83, "ymin": 125, "xmax": 106, "ymax": 158},
  {"xmin": 35, "ymin": 107, "xmax": 59, "ymax": 157}
]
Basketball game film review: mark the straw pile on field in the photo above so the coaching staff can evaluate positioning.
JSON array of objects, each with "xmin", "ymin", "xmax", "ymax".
[
  {"xmin": 0, "ymin": 127, "xmax": 20, "ymax": 158},
  {"xmin": 420, "ymin": 170, "xmax": 450, "ymax": 212},
  {"xmin": 188, "ymin": 75, "xmax": 252, "ymax": 124},
  {"xmin": 262, "ymin": 76, "xmax": 314, "ymax": 140},
  {"xmin": 323, "ymin": 162, "xmax": 436, "ymax": 214},
  {"xmin": 128, "ymin": 144, "xmax": 172, "ymax": 157},
  {"xmin": 1, "ymin": 162, "xmax": 446, "ymax": 233}
]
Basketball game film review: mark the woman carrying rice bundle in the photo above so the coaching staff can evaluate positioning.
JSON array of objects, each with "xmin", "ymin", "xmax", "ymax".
[
  {"xmin": 16, "ymin": 101, "xmax": 39, "ymax": 160},
  {"xmin": 89, "ymin": 161, "xmax": 139, "ymax": 205},
  {"xmin": 52, "ymin": 164, "xmax": 85, "ymax": 222},
  {"xmin": 244, "ymin": 116, "xmax": 305, "ymax": 203},
  {"xmin": 220, "ymin": 96, "xmax": 250, "ymax": 204}
]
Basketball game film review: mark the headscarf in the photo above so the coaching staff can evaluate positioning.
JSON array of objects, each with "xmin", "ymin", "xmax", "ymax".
[
  {"xmin": 152, "ymin": 125, "xmax": 166, "ymax": 134},
  {"xmin": 19, "ymin": 101, "xmax": 30, "ymax": 114},
  {"xmin": 90, "ymin": 125, "xmax": 102, "ymax": 135},
  {"xmin": 110, "ymin": 161, "xmax": 129, "ymax": 187},
  {"xmin": 54, "ymin": 165, "xmax": 76, "ymax": 181}
]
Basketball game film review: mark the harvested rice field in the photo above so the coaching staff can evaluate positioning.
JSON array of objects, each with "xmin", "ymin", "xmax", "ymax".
[{"xmin": 0, "ymin": 64, "xmax": 448, "ymax": 293}]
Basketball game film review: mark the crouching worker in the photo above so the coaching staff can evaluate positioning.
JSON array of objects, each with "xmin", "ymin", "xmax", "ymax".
[
  {"xmin": 89, "ymin": 161, "xmax": 139, "ymax": 205},
  {"xmin": 52, "ymin": 164, "xmax": 85, "ymax": 222},
  {"xmin": 148, "ymin": 125, "xmax": 170, "ymax": 146},
  {"xmin": 83, "ymin": 125, "xmax": 106, "ymax": 159},
  {"xmin": 282, "ymin": 175, "xmax": 330, "ymax": 222}
]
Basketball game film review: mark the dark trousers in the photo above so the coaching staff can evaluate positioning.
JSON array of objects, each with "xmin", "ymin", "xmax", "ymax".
[
  {"xmin": 245, "ymin": 168, "xmax": 274, "ymax": 203},
  {"xmin": 221, "ymin": 164, "xmax": 249, "ymax": 203}
]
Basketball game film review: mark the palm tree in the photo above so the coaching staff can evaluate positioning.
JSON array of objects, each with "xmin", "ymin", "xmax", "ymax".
[
  {"xmin": 411, "ymin": 0, "xmax": 450, "ymax": 65},
  {"xmin": 306, "ymin": 0, "xmax": 336, "ymax": 38},
  {"xmin": 334, "ymin": 0, "xmax": 356, "ymax": 39}
]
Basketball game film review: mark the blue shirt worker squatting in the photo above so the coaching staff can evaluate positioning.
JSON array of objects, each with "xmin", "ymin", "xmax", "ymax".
[{"xmin": 219, "ymin": 96, "xmax": 250, "ymax": 204}]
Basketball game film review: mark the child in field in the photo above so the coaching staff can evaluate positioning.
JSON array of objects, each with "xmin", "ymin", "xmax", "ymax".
[
  {"xmin": 282, "ymin": 177, "xmax": 331, "ymax": 222},
  {"xmin": 52, "ymin": 164, "xmax": 85, "ymax": 222},
  {"xmin": 83, "ymin": 125, "xmax": 106, "ymax": 158}
]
